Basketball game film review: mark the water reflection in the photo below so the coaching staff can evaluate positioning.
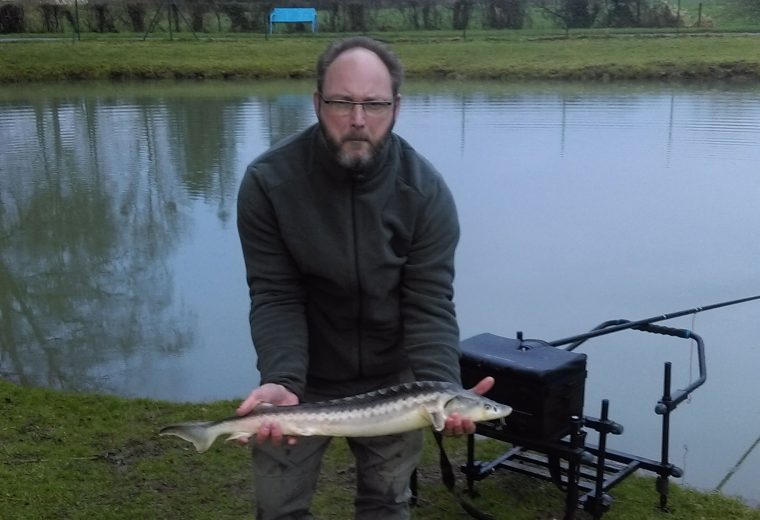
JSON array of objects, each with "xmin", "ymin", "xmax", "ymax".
[
  {"xmin": 0, "ymin": 81, "xmax": 314, "ymax": 398},
  {"xmin": 1, "ymin": 88, "xmax": 192, "ymax": 393},
  {"xmin": 1, "ymin": 80, "xmax": 760, "ymax": 503}
]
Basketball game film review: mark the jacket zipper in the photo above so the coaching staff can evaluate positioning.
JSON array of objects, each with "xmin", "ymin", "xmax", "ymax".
[{"xmin": 350, "ymin": 179, "xmax": 364, "ymax": 377}]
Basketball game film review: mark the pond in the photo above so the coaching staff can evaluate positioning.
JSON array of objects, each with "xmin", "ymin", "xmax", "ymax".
[{"xmin": 1, "ymin": 79, "xmax": 759, "ymax": 505}]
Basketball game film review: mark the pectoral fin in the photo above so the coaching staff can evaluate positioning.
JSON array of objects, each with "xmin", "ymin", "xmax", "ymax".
[
  {"xmin": 423, "ymin": 405, "xmax": 447, "ymax": 431},
  {"xmin": 225, "ymin": 431, "xmax": 253, "ymax": 443}
]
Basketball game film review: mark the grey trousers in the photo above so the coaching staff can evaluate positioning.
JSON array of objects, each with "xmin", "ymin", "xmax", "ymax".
[{"xmin": 251, "ymin": 430, "xmax": 424, "ymax": 520}]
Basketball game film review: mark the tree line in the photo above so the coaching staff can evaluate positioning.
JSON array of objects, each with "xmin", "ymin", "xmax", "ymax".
[{"xmin": 0, "ymin": 0, "xmax": 729, "ymax": 35}]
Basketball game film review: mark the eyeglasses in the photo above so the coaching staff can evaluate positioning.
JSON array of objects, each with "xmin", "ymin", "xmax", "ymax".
[{"xmin": 319, "ymin": 95, "xmax": 394, "ymax": 117}]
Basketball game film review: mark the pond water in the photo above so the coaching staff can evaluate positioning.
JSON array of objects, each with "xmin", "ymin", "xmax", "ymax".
[{"xmin": 1, "ymin": 79, "xmax": 759, "ymax": 505}]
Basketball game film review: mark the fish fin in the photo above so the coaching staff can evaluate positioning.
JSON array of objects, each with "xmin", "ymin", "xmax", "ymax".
[
  {"xmin": 424, "ymin": 406, "xmax": 447, "ymax": 432},
  {"xmin": 225, "ymin": 432, "xmax": 253, "ymax": 443},
  {"xmin": 159, "ymin": 421, "xmax": 217, "ymax": 453}
]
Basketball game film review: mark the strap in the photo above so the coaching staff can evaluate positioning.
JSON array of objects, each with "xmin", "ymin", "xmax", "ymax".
[
  {"xmin": 410, "ymin": 468, "xmax": 418, "ymax": 506},
  {"xmin": 433, "ymin": 430, "xmax": 496, "ymax": 520}
]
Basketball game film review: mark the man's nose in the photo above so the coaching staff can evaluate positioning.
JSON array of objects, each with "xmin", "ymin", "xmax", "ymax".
[{"xmin": 349, "ymin": 104, "xmax": 366, "ymax": 126}]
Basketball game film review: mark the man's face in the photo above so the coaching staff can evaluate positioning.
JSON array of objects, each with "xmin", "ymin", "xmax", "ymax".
[{"xmin": 314, "ymin": 48, "xmax": 400, "ymax": 171}]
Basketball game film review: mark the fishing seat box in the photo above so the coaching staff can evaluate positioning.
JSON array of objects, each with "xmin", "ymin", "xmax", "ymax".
[{"xmin": 460, "ymin": 333, "xmax": 587, "ymax": 440}]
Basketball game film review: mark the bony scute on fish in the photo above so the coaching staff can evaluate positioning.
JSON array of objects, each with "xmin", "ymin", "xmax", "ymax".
[{"xmin": 159, "ymin": 381, "xmax": 511, "ymax": 453}]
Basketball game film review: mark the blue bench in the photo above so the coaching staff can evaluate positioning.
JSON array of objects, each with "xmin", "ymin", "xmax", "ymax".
[{"xmin": 269, "ymin": 7, "xmax": 318, "ymax": 34}]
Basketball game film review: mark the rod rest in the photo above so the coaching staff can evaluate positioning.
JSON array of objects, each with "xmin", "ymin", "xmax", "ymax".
[
  {"xmin": 579, "ymin": 320, "xmax": 706, "ymax": 415},
  {"xmin": 630, "ymin": 322, "xmax": 692, "ymax": 338},
  {"xmin": 636, "ymin": 326, "xmax": 706, "ymax": 414}
]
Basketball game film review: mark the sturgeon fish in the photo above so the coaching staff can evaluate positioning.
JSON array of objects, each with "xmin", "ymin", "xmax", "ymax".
[{"xmin": 159, "ymin": 381, "xmax": 511, "ymax": 453}]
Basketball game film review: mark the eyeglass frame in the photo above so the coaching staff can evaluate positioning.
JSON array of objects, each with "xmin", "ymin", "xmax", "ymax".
[{"xmin": 318, "ymin": 94, "xmax": 396, "ymax": 116}]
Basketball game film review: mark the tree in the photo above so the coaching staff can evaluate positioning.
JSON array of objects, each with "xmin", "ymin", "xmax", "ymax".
[
  {"xmin": 346, "ymin": 1, "xmax": 367, "ymax": 31},
  {"xmin": 452, "ymin": 0, "xmax": 475, "ymax": 32},
  {"xmin": 537, "ymin": 0, "xmax": 601, "ymax": 32},
  {"xmin": 483, "ymin": 0, "xmax": 526, "ymax": 29},
  {"xmin": 39, "ymin": 3, "xmax": 66, "ymax": 32},
  {"xmin": 0, "ymin": 3, "xmax": 25, "ymax": 33},
  {"xmin": 219, "ymin": 2, "xmax": 253, "ymax": 31},
  {"xmin": 88, "ymin": 2, "xmax": 117, "ymax": 32},
  {"xmin": 126, "ymin": 3, "xmax": 147, "ymax": 32},
  {"xmin": 728, "ymin": 0, "xmax": 760, "ymax": 21},
  {"xmin": 186, "ymin": 0, "xmax": 209, "ymax": 32},
  {"xmin": 605, "ymin": 0, "xmax": 638, "ymax": 26}
]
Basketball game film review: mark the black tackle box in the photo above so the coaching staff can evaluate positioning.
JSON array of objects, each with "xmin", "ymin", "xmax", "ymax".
[{"xmin": 460, "ymin": 332, "xmax": 587, "ymax": 440}]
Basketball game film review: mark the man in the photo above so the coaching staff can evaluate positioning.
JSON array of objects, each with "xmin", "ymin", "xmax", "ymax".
[{"xmin": 236, "ymin": 36, "xmax": 492, "ymax": 520}]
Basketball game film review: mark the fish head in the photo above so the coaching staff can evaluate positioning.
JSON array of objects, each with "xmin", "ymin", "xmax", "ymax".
[{"xmin": 444, "ymin": 391, "xmax": 512, "ymax": 423}]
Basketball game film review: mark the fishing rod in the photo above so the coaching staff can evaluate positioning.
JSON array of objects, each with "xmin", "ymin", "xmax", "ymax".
[
  {"xmin": 549, "ymin": 294, "xmax": 760, "ymax": 349},
  {"xmin": 716, "ymin": 430, "xmax": 760, "ymax": 492}
]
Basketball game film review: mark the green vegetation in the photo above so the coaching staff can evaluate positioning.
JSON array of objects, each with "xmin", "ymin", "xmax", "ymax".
[
  {"xmin": 1, "ymin": 379, "xmax": 758, "ymax": 519},
  {"xmin": 2, "ymin": 0, "xmax": 759, "ymax": 83},
  {"xmin": 1, "ymin": 30, "xmax": 760, "ymax": 83},
  {"xmin": 3, "ymin": 0, "xmax": 760, "ymax": 35}
]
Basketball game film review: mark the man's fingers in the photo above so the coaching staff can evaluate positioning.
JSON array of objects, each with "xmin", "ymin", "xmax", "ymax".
[
  {"xmin": 268, "ymin": 423, "xmax": 284, "ymax": 446},
  {"xmin": 469, "ymin": 376, "xmax": 495, "ymax": 396},
  {"xmin": 253, "ymin": 421, "xmax": 294, "ymax": 447},
  {"xmin": 256, "ymin": 422, "xmax": 273, "ymax": 445},
  {"xmin": 443, "ymin": 412, "xmax": 474, "ymax": 437},
  {"xmin": 237, "ymin": 397, "xmax": 257, "ymax": 416}
]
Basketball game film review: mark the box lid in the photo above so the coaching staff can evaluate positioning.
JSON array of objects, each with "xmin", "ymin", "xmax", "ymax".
[{"xmin": 461, "ymin": 332, "xmax": 587, "ymax": 381}]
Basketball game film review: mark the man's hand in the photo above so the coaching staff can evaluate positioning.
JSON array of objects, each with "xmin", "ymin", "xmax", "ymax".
[
  {"xmin": 236, "ymin": 383, "xmax": 299, "ymax": 446},
  {"xmin": 442, "ymin": 376, "xmax": 495, "ymax": 437}
]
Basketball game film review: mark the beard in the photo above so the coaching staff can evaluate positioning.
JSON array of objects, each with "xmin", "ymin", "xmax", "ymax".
[{"xmin": 318, "ymin": 118, "xmax": 395, "ymax": 172}]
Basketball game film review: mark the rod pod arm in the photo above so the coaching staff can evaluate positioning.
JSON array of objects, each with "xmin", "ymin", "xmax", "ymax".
[{"xmin": 547, "ymin": 294, "xmax": 760, "ymax": 350}]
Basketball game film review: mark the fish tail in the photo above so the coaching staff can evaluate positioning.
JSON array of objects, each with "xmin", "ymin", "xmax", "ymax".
[{"xmin": 159, "ymin": 421, "xmax": 217, "ymax": 453}]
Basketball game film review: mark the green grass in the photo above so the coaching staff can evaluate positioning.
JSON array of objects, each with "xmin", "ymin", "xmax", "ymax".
[
  {"xmin": 1, "ymin": 31, "xmax": 760, "ymax": 83},
  {"xmin": 1, "ymin": 379, "xmax": 758, "ymax": 519}
]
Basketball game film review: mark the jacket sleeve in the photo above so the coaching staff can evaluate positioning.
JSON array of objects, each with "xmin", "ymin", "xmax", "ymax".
[
  {"xmin": 401, "ymin": 170, "xmax": 462, "ymax": 385},
  {"xmin": 237, "ymin": 164, "xmax": 309, "ymax": 398}
]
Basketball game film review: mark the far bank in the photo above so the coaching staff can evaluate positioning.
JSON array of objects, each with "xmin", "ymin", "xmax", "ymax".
[{"xmin": 2, "ymin": 31, "xmax": 760, "ymax": 83}]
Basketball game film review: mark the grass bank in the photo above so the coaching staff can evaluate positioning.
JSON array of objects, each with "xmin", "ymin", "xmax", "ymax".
[
  {"xmin": 1, "ymin": 30, "xmax": 760, "ymax": 83},
  {"xmin": 1, "ymin": 379, "xmax": 759, "ymax": 519}
]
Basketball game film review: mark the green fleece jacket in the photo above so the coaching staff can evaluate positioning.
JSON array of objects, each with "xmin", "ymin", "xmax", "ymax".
[{"xmin": 237, "ymin": 124, "xmax": 461, "ymax": 399}]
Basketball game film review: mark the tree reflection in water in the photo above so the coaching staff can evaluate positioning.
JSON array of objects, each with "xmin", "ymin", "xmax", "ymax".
[{"xmin": 0, "ymin": 81, "xmax": 315, "ymax": 395}]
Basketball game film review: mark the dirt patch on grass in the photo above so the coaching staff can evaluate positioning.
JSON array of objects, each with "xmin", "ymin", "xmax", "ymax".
[{"xmin": 98, "ymin": 437, "xmax": 165, "ymax": 468}]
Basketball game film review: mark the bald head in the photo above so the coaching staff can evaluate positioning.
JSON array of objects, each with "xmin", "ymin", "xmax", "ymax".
[{"xmin": 316, "ymin": 36, "xmax": 404, "ymax": 97}]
